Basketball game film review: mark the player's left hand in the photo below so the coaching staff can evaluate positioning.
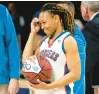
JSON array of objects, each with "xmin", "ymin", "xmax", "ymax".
[
  {"xmin": 8, "ymin": 78, "xmax": 19, "ymax": 94},
  {"xmin": 29, "ymin": 79, "xmax": 50, "ymax": 90}
]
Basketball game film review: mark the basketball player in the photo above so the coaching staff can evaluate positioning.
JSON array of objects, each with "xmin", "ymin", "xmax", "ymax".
[{"xmin": 22, "ymin": 3, "xmax": 81, "ymax": 94}]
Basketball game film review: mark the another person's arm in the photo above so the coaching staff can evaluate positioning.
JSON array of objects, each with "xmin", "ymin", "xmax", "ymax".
[{"xmin": 4, "ymin": 7, "xmax": 20, "ymax": 94}]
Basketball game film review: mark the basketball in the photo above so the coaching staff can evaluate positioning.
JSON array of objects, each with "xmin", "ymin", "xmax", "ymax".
[{"xmin": 22, "ymin": 56, "xmax": 52, "ymax": 84}]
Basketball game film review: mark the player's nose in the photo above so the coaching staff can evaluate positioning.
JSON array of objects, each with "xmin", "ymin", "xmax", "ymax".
[{"xmin": 41, "ymin": 24, "xmax": 44, "ymax": 29}]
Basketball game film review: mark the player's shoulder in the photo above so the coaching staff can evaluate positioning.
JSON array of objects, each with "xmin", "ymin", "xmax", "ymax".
[
  {"xmin": 64, "ymin": 35, "xmax": 77, "ymax": 50},
  {"xmin": 64, "ymin": 35, "xmax": 76, "ymax": 44}
]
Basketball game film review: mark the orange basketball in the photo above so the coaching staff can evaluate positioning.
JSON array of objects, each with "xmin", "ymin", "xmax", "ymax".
[{"xmin": 22, "ymin": 56, "xmax": 52, "ymax": 84}]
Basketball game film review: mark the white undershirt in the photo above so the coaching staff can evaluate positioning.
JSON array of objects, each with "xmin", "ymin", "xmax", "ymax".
[{"xmin": 90, "ymin": 12, "xmax": 99, "ymax": 20}]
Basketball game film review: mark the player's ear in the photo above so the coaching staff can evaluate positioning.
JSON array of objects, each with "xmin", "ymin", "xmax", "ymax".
[{"xmin": 54, "ymin": 15, "xmax": 60, "ymax": 23}]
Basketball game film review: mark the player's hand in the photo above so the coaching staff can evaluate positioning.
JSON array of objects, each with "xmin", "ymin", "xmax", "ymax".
[
  {"xmin": 8, "ymin": 78, "xmax": 19, "ymax": 94},
  {"xmin": 29, "ymin": 55, "xmax": 37, "ymax": 60},
  {"xmin": 28, "ymin": 55, "xmax": 37, "ymax": 62},
  {"xmin": 29, "ymin": 79, "xmax": 50, "ymax": 90},
  {"xmin": 31, "ymin": 17, "xmax": 41, "ymax": 33},
  {"xmin": 28, "ymin": 55, "xmax": 40, "ymax": 62}
]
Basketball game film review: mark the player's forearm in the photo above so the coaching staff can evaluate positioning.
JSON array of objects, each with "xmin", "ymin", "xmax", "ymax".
[
  {"xmin": 48, "ymin": 71, "xmax": 80, "ymax": 89},
  {"xmin": 22, "ymin": 32, "xmax": 36, "ymax": 63}
]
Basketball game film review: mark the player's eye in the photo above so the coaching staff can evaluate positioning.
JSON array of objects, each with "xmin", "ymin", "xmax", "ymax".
[{"xmin": 42, "ymin": 21, "xmax": 46, "ymax": 25}]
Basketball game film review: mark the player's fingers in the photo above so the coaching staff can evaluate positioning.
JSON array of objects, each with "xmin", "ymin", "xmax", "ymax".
[
  {"xmin": 29, "ymin": 55, "xmax": 35, "ymax": 60},
  {"xmin": 37, "ymin": 79, "xmax": 45, "ymax": 85},
  {"xmin": 29, "ymin": 56, "xmax": 34, "ymax": 61},
  {"xmin": 29, "ymin": 82, "xmax": 35, "ymax": 87},
  {"xmin": 31, "ymin": 17, "xmax": 39, "ymax": 24},
  {"xmin": 29, "ymin": 56, "xmax": 37, "ymax": 62},
  {"xmin": 37, "ymin": 79, "xmax": 41, "ymax": 83},
  {"xmin": 29, "ymin": 82, "xmax": 33, "ymax": 86},
  {"xmin": 31, "ymin": 18, "xmax": 40, "ymax": 27}
]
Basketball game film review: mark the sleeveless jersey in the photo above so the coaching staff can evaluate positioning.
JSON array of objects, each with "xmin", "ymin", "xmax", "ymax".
[
  {"xmin": 39, "ymin": 30, "xmax": 74, "ymax": 94},
  {"xmin": 34, "ymin": 30, "xmax": 85, "ymax": 94}
]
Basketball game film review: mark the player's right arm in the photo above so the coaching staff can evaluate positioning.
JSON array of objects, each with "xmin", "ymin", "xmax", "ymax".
[{"xmin": 22, "ymin": 17, "xmax": 42, "ymax": 63}]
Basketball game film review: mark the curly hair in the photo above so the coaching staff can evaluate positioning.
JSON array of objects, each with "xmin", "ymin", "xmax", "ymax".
[{"xmin": 40, "ymin": 3, "xmax": 75, "ymax": 35}]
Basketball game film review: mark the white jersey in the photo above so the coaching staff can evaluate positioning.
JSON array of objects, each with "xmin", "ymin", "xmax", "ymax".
[
  {"xmin": 34, "ymin": 31, "xmax": 72, "ymax": 94},
  {"xmin": 40, "ymin": 31, "xmax": 70, "ymax": 82}
]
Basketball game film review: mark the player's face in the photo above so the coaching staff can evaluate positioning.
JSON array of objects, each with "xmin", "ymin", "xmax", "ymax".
[{"xmin": 39, "ymin": 11, "xmax": 58, "ymax": 36}]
